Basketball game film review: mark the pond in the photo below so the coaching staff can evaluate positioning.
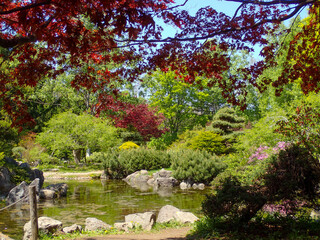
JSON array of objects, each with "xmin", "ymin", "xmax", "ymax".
[{"xmin": 0, "ymin": 179, "xmax": 210, "ymax": 239}]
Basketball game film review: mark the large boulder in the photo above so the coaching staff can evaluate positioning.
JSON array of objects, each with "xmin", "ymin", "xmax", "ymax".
[
  {"xmin": 40, "ymin": 183, "xmax": 68, "ymax": 199},
  {"xmin": 23, "ymin": 217, "xmax": 62, "ymax": 240},
  {"xmin": 0, "ymin": 158, "xmax": 44, "ymax": 197},
  {"xmin": 0, "ymin": 167, "xmax": 15, "ymax": 196},
  {"xmin": 173, "ymin": 211, "xmax": 199, "ymax": 224},
  {"xmin": 85, "ymin": 218, "xmax": 111, "ymax": 231},
  {"xmin": 5, "ymin": 179, "xmax": 41, "ymax": 205},
  {"xmin": 125, "ymin": 212, "xmax": 156, "ymax": 231},
  {"xmin": 156, "ymin": 205, "xmax": 181, "ymax": 223},
  {"xmin": 5, "ymin": 181, "xmax": 29, "ymax": 205},
  {"xmin": 124, "ymin": 170, "xmax": 151, "ymax": 185}
]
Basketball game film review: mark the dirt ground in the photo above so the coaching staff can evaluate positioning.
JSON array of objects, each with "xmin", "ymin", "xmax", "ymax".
[
  {"xmin": 43, "ymin": 170, "xmax": 103, "ymax": 179},
  {"xmin": 72, "ymin": 227, "xmax": 193, "ymax": 240}
]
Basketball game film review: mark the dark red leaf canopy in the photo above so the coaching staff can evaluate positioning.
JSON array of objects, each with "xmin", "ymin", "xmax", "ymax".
[{"xmin": 0, "ymin": 0, "xmax": 317, "ymax": 126}]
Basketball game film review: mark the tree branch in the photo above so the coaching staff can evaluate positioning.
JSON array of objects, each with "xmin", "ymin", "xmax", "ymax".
[{"xmin": 0, "ymin": 0, "xmax": 52, "ymax": 15}]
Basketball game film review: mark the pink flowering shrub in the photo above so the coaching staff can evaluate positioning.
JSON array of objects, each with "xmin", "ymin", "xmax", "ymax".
[{"xmin": 248, "ymin": 141, "xmax": 290, "ymax": 163}]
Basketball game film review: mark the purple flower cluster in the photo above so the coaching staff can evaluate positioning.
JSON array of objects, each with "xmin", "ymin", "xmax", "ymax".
[
  {"xmin": 262, "ymin": 200, "xmax": 306, "ymax": 216},
  {"xmin": 248, "ymin": 142, "xmax": 289, "ymax": 163}
]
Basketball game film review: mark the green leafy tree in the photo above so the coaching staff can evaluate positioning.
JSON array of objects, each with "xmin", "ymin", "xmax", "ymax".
[
  {"xmin": 143, "ymin": 70, "xmax": 225, "ymax": 138},
  {"xmin": 0, "ymin": 112, "xmax": 18, "ymax": 156},
  {"xmin": 36, "ymin": 112, "xmax": 120, "ymax": 164}
]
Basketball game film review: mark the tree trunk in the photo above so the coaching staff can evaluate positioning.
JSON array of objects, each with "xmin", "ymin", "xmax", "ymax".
[{"xmin": 72, "ymin": 149, "xmax": 81, "ymax": 164}]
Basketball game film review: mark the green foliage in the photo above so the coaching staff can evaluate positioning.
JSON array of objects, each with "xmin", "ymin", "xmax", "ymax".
[
  {"xmin": 170, "ymin": 129, "xmax": 226, "ymax": 155},
  {"xmin": 119, "ymin": 141, "xmax": 140, "ymax": 150},
  {"xmin": 147, "ymin": 132, "xmax": 177, "ymax": 150},
  {"xmin": 86, "ymin": 152, "xmax": 107, "ymax": 163},
  {"xmin": 192, "ymin": 215, "xmax": 320, "ymax": 240},
  {"xmin": 210, "ymin": 107, "xmax": 245, "ymax": 135},
  {"xmin": 235, "ymin": 111, "xmax": 287, "ymax": 154},
  {"xmin": 0, "ymin": 152, "xmax": 5, "ymax": 167},
  {"xmin": 12, "ymin": 146, "xmax": 25, "ymax": 159},
  {"xmin": 188, "ymin": 131, "xmax": 226, "ymax": 154},
  {"xmin": 0, "ymin": 116, "xmax": 18, "ymax": 156},
  {"xmin": 170, "ymin": 149, "xmax": 225, "ymax": 184},
  {"xmin": 36, "ymin": 112, "xmax": 120, "ymax": 163},
  {"xmin": 202, "ymin": 144, "xmax": 320, "ymax": 225},
  {"xmin": 276, "ymin": 104, "xmax": 320, "ymax": 159},
  {"xmin": 142, "ymin": 70, "xmax": 225, "ymax": 136},
  {"xmin": 104, "ymin": 148, "xmax": 171, "ymax": 179}
]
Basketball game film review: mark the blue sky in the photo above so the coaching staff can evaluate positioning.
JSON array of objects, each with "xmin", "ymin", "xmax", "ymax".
[{"xmin": 160, "ymin": 0, "xmax": 309, "ymax": 59}]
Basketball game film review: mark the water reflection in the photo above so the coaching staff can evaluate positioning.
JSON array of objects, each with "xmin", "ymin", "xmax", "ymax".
[{"xmin": 0, "ymin": 179, "xmax": 209, "ymax": 239}]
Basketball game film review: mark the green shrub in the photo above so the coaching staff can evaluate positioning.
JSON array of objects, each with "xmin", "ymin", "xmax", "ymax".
[
  {"xmin": 170, "ymin": 149, "xmax": 225, "ymax": 184},
  {"xmin": 103, "ymin": 148, "xmax": 171, "ymax": 179},
  {"xmin": 119, "ymin": 141, "xmax": 140, "ymax": 150},
  {"xmin": 87, "ymin": 152, "xmax": 108, "ymax": 163},
  {"xmin": 12, "ymin": 146, "xmax": 26, "ymax": 160},
  {"xmin": 170, "ymin": 130, "xmax": 227, "ymax": 155},
  {"xmin": 202, "ymin": 144, "xmax": 320, "ymax": 225},
  {"xmin": 188, "ymin": 131, "xmax": 226, "ymax": 154}
]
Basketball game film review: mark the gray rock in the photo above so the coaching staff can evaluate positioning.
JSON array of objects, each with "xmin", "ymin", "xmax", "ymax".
[
  {"xmin": 39, "ymin": 189, "xmax": 57, "ymax": 199},
  {"xmin": 154, "ymin": 177, "xmax": 179, "ymax": 188},
  {"xmin": 85, "ymin": 218, "xmax": 111, "ymax": 231},
  {"xmin": 124, "ymin": 170, "xmax": 151, "ymax": 185},
  {"xmin": 125, "ymin": 212, "xmax": 156, "ymax": 231},
  {"xmin": 29, "ymin": 169, "xmax": 44, "ymax": 190},
  {"xmin": 6, "ymin": 181, "xmax": 29, "ymax": 205},
  {"xmin": 43, "ymin": 183, "xmax": 68, "ymax": 198},
  {"xmin": 63, "ymin": 224, "xmax": 82, "ymax": 233},
  {"xmin": 0, "ymin": 232, "xmax": 14, "ymax": 240},
  {"xmin": 23, "ymin": 217, "xmax": 62, "ymax": 240},
  {"xmin": 198, "ymin": 183, "xmax": 205, "ymax": 190},
  {"xmin": 0, "ymin": 167, "xmax": 15, "ymax": 195},
  {"xmin": 156, "ymin": 205, "xmax": 181, "ymax": 223},
  {"xmin": 180, "ymin": 181, "xmax": 191, "ymax": 190},
  {"xmin": 114, "ymin": 222, "xmax": 134, "ymax": 232},
  {"xmin": 173, "ymin": 211, "xmax": 199, "ymax": 223},
  {"xmin": 153, "ymin": 169, "xmax": 172, "ymax": 179}
]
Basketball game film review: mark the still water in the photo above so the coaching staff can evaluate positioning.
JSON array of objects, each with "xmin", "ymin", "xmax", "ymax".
[{"xmin": 0, "ymin": 179, "xmax": 210, "ymax": 239}]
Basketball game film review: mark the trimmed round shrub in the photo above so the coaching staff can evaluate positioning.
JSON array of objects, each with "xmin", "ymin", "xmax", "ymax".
[{"xmin": 170, "ymin": 149, "xmax": 225, "ymax": 184}]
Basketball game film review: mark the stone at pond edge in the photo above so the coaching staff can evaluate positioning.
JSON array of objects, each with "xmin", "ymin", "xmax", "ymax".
[
  {"xmin": 63, "ymin": 224, "xmax": 82, "ymax": 233},
  {"xmin": 156, "ymin": 205, "xmax": 181, "ymax": 223},
  {"xmin": 154, "ymin": 177, "xmax": 179, "ymax": 188},
  {"xmin": 0, "ymin": 232, "xmax": 14, "ymax": 240},
  {"xmin": 23, "ymin": 217, "xmax": 62, "ymax": 240},
  {"xmin": 125, "ymin": 212, "xmax": 156, "ymax": 231},
  {"xmin": 174, "ymin": 211, "xmax": 199, "ymax": 224},
  {"xmin": 41, "ymin": 183, "xmax": 68, "ymax": 198},
  {"xmin": 85, "ymin": 218, "xmax": 112, "ymax": 231},
  {"xmin": 6, "ymin": 181, "xmax": 29, "ymax": 205},
  {"xmin": 114, "ymin": 222, "xmax": 134, "ymax": 232},
  {"xmin": 0, "ymin": 167, "xmax": 16, "ymax": 196},
  {"xmin": 39, "ymin": 189, "xmax": 57, "ymax": 199}
]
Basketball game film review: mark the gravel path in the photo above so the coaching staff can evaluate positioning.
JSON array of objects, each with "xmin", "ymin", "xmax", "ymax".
[{"xmin": 72, "ymin": 227, "xmax": 193, "ymax": 240}]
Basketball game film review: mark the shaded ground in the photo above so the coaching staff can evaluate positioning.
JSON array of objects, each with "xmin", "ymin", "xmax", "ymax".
[{"xmin": 72, "ymin": 227, "xmax": 193, "ymax": 240}]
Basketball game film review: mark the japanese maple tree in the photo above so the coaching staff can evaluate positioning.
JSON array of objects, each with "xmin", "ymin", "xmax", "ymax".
[
  {"xmin": 110, "ymin": 102, "xmax": 166, "ymax": 141},
  {"xmin": 0, "ymin": 0, "xmax": 317, "ymax": 127}
]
